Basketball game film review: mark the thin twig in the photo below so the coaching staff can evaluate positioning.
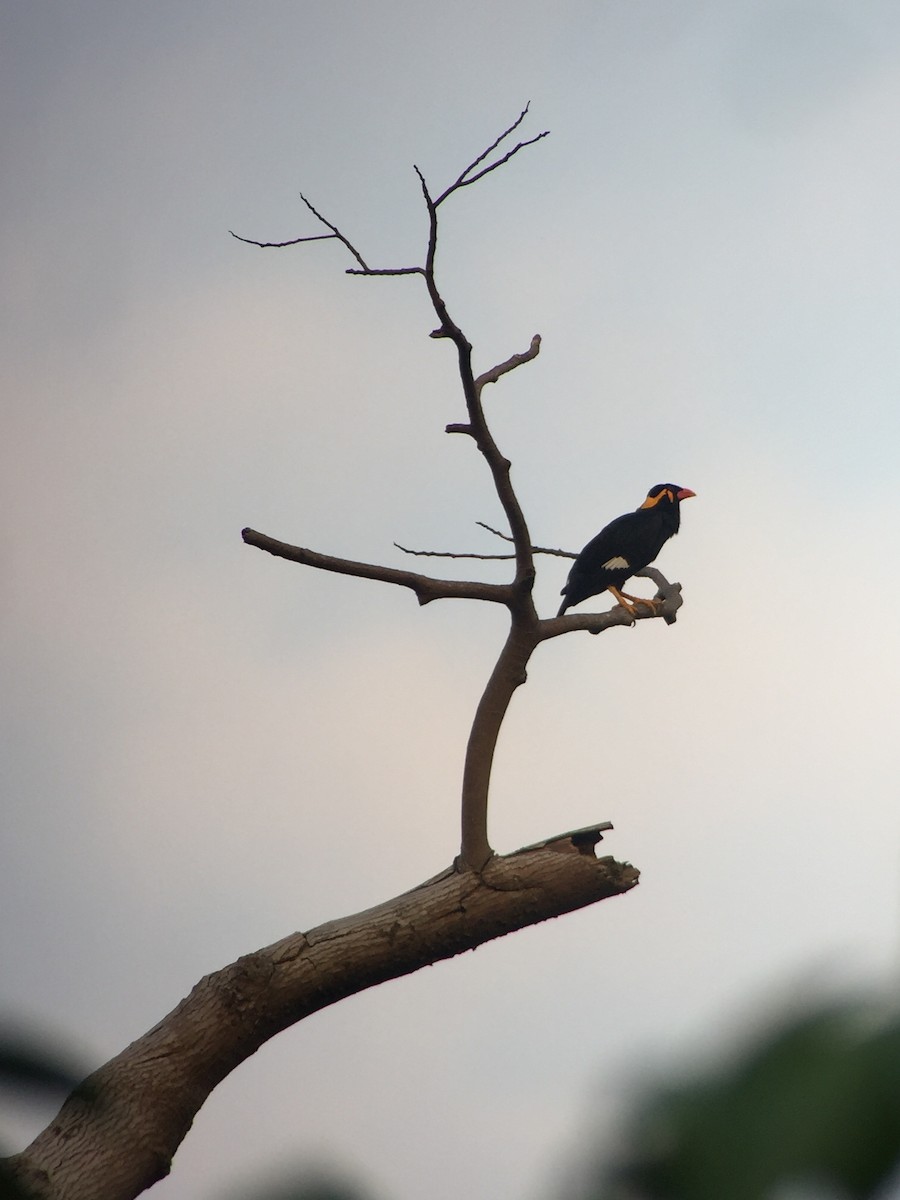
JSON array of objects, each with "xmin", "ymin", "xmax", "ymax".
[
  {"xmin": 477, "ymin": 521, "xmax": 576, "ymax": 559},
  {"xmin": 229, "ymin": 231, "xmax": 338, "ymax": 249},
  {"xmin": 228, "ymin": 193, "xmax": 370, "ymax": 267},
  {"xmin": 434, "ymin": 104, "xmax": 549, "ymax": 206},
  {"xmin": 450, "ymin": 104, "xmax": 532, "ymax": 189},
  {"xmin": 436, "ymin": 132, "xmax": 550, "ymax": 205},
  {"xmin": 414, "ymin": 164, "xmax": 433, "ymax": 207},
  {"xmin": 393, "ymin": 520, "xmax": 576, "ymax": 562},
  {"xmin": 299, "ymin": 193, "xmax": 370, "ymax": 271},
  {"xmin": 395, "ymin": 541, "xmax": 514, "ymax": 561}
]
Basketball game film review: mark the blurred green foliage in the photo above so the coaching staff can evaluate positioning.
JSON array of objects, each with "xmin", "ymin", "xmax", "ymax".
[
  {"xmin": 6, "ymin": 1003, "xmax": 900, "ymax": 1200},
  {"xmin": 585, "ymin": 1002, "xmax": 900, "ymax": 1200}
]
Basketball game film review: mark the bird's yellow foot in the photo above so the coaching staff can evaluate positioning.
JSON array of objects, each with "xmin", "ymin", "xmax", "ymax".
[
  {"xmin": 609, "ymin": 588, "xmax": 640, "ymax": 622},
  {"xmin": 613, "ymin": 589, "xmax": 662, "ymax": 620}
]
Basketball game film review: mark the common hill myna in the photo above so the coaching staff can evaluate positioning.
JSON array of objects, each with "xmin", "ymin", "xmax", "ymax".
[{"xmin": 558, "ymin": 484, "xmax": 695, "ymax": 618}]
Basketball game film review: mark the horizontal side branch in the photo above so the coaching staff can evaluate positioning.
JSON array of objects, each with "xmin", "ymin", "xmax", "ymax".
[
  {"xmin": 228, "ymin": 230, "xmax": 337, "ymax": 249},
  {"xmin": 241, "ymin": 528, "xmax": 512, "ymax": 605}
]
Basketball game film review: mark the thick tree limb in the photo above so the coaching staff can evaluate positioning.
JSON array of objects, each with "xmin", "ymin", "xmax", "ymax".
[
  {"xmin": 4, "ymin": 842, "xmax": 637, "ymax": 1200},
  {"xmin": 0, "ymin": 106, "xmax": 693, "ymax": 1200},
  {"xmin": 460, "ymin": 619, "xmax": 536, "ymax": 866}
]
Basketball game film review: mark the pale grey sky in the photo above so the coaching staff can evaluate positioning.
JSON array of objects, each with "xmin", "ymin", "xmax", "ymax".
[{"xmin": 4, "ymin": 3, "xmax": 900, "ymax": 1198}]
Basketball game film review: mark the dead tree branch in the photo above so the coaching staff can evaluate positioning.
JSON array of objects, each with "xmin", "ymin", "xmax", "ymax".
[
  {"xmin": 393, "ymin": 519, "xmax": 577, "ymax": 562},
  {"xmin": 237, "ymin": 111, "xmax": 555, "ymax": 870},
  {"xmin": 234, "ymin": 109, "xmax": 683, "ymax": 869},
  {"xmin": 394, "ymin": 542, "xmax": 515, "ymax": 561},
  {"xmin": 296, "ymin": 193, "xmax": 370, "ymax": 270},
  {"xmin": 433, "ymin": 103, "xmax": 550, "ymax": 205},
  {"xmin": 4, "ymin": 842, "xmax": 637, "ymax": 1200},
  {"xmin": 242, "ymin": 528, "xmax": 512, "ymax": 606},
  {"xmin": 228, "ymin": 230, "xmax": 337, "ymax": 249},
  {"xmin": 475, "ymin": 334, "xmax": 542, "ymax": 395},
  {"xmin": 540, "ymin": 570, "xmax": 684, "ymax": 637},
  {"xmin": 477, "ymin": 520, "xmax": 577, "ymax": 557},
  {"xmin": 3, "ymin": 110, "xmax": 688, "ymax": 1200}
]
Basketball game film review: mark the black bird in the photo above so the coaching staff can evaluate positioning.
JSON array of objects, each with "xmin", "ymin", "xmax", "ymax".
[{"xmin": 557, "ymin": 484, "xmax": 695, "ymax": 619}]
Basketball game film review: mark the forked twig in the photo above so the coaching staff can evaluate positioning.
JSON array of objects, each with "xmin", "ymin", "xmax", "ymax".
[
  {"xmin": 231, "ymin": 105, "xmax": 548, "ymax": 279},
  {"xmin": 298, "ymin": 194, "xmax": 370, "ymax": 271},
  {"xmin": 434, "ymin": 103, "xmax": 550, "ymax": 206},
  {"xmin": 230, "ymin": 193, "xmax": 372, "ymax": 271}
]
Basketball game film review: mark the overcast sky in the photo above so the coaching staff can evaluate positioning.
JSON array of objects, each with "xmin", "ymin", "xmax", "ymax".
[{"xmin": 4, "ymin": 3, "xmax": 900, "ymax": 1198}]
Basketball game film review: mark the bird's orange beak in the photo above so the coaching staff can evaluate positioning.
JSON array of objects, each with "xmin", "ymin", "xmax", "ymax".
[{"xmin": 677, "ymin": 488, "xmax": 696, "ymax": 500}]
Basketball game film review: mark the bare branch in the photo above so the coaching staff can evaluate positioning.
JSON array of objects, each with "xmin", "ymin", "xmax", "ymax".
[
  {"xmin": 414, "ymin": 163, "xmax": 433, "ymax": 207},
  {"xmin": 449, "ymin": 103, "xmax": 532, "ymax": 187},
  {"xmin": 229, "ymin": 194, "xmax": 372, "ymax": 267},
  {"xmin": 436, "ymin": 131, "xmax": 550, "ymax": 205},
  {"xmin": 477, "ymin": 520, "xmax": 513, "ymax": 542},
  {"xmin": 394, "ymin": 541, "xmax": 515, "ymax": 561},
  {"xmin": 297, "ymin": 193, "xmax": 370, "ymax": 271},
  {"xmin": 228, "ymin": 230, "xmax": 338, "ymax": 249},
  {"xmin": 242, "ymin": 528, "xmax": 512, "ymax": 606},
  {"xmin": 434, "ymin": 104, "xmax": 550, "ymax": 206},
  {"xmin": 346, "ymin": 266, "xmax": 424, "ymax": 277},
  {"xmin": 236, "ymin": 118, "xmax": 553, "ymax": 873},
  {"xmin": 393, "ymin": 520, "xmax": 576, "ymax": 562},
  {"xmin": 477, "ymin": 521, "xmax": 577, "ymax": 559},
  {"xmin": 633, "ymin": 567, "xmax": 685, "ymax": 626},
  {"xmin": 474, "ymin": 335, "xmax": 542, "ymax": 395},
  {"xmin": 539, "ymin": 570, "xmax": 685, "ymax": 638},
  {"xmin": 461, "ymin": 620, "xmax": 538, "ymax": 868}
]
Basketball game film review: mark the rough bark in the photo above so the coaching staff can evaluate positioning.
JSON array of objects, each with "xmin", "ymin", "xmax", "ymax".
[{"xmin": 4, "ymin": 835, "xmax": 637, "ymax": 1200}]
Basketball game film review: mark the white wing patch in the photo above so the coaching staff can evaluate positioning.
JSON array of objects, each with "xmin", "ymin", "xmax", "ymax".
[{"xmin": 601, "ymin": 555, "xmax": 630, "ymax": 570}]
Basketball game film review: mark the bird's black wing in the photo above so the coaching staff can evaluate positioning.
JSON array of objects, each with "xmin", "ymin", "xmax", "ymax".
[
  {"xmin": 559, "ymin": 512, "xmax": 644, "ymax": 612},
  {"xmin": 574, "ymin": 511, "xmax": 645, "ymax": 569}
]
